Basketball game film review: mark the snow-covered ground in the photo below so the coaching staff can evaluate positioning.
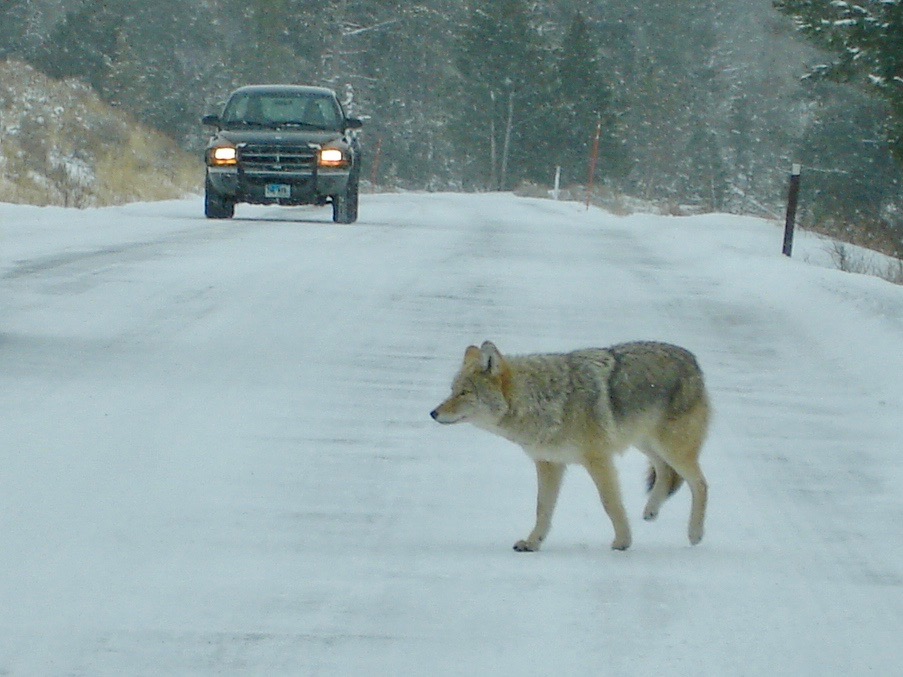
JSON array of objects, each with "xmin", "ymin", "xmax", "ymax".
[{"xmin": 2, "ymin": 193, "xmax": 901, "ymax": 675}]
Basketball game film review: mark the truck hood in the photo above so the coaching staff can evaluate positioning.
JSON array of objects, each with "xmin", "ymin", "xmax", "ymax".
[{"xmin": 212, "ymin": 128, "xmax": 346, "ymax": 148}]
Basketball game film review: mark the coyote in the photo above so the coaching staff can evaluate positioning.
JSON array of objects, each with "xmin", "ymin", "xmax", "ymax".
[{"xmin": 431, "ymin": 341, "xmax": 710, "ymax": 551}]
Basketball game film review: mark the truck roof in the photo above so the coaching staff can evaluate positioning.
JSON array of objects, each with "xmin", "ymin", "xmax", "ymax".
[{"xmin": 228, "ymin": 85, "xmax": 338, "ymax": 98}]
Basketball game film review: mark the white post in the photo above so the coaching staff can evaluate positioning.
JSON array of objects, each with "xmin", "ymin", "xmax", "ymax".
[{"xmin": 552, "ymin": 166, "xmax": 561, "ymax": 200}]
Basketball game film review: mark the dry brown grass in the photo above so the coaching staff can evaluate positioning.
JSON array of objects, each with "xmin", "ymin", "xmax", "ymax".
[{"xmin": 0, "ymin": 60, "xmax": 200, "ymax": 207}]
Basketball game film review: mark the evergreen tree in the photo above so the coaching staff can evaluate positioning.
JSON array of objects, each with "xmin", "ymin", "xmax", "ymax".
[
  {"xmin": 233, "ymin": 0, "xmax": 320, "ymax": 84},
  {"xmin": 548, "ymin": 12, "xmax": 626, "ymax": 186},
  {"xmin": 0, "ymin": 1, "xmax": 81, "ymax": 62},
  {"xmin": 30, "ymin": 0, "xmax": 122, "ymax": 93},
  {"xmin": 0, "ymin": 0, "xmax": 35, "ymax": 60},
  {"xmin": 105, "ymin": 1, "xmax": 225, "ymax": 144},
  {"xmin": 599, "ymin": 0, "xmax": 725, "ymax": 203},
  {"xmin": 455, "ymin": 0, "xmax": 549, "ymax": 189},
  {"xmin": 774, "ymin": 0, "xmax": 903, "ymax": 164},
  {"xmin": 350, "ymin": 3, "xmax": 461, "ymax": 187}
]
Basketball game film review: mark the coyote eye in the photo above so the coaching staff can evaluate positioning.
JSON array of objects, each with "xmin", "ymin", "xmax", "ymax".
[
  {"xmin": 461, "ymin": 379, "xmax": 480, "ymax": 395},
  {"xmin": 453, "ymin": 377, "xmax": 480, "ymax": 399}
]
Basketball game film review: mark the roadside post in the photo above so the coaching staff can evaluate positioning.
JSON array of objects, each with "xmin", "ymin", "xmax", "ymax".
[{"xmin": 782, "ymin": 163, "xmax": 802, "ymax": 257}]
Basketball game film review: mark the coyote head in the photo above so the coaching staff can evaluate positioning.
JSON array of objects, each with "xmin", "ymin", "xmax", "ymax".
[{"xmin": 431, "ymin": 341, "xmax": 510, "ymax": 426}]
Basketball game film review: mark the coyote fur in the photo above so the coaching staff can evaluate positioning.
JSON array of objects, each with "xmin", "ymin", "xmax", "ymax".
[{"xmin": 431, "ymin": 341, "xmax": 710, "ymax": 551}]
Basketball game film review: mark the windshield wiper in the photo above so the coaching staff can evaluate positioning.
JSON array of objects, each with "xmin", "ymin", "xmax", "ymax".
[
  {"xmin": 223, "ymin": 120, "xmax": 270, "ymax": 128},
  {"xmin": 277, "ymin": 121, "xmax": 334, "ymax": 130}
]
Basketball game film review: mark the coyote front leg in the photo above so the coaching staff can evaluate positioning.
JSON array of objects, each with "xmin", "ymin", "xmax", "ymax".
[{"xmin": 514, "ymin": 461, "xmax": 565, "ymax": 552}]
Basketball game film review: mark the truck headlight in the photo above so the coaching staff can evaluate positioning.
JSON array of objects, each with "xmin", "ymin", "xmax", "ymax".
[
  {"xmin": 318, "ymin": 148, "xmax": 347, "ymax": 168},
  {"xmin": 209, "ymin": 146, "xmax": 237, "ymax": 166}
]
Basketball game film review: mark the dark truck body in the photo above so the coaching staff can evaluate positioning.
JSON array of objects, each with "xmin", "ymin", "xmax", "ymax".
[{"xmin": 202, "ymin": 85, "xmax": 363, "ymax": 223}]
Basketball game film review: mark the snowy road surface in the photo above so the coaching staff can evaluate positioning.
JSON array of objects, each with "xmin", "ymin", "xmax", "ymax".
[{"xmin": 2, "ymin": 193, "xmax": 902, "ymax": 675}]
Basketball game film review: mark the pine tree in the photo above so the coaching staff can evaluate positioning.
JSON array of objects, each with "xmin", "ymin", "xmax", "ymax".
[
  {"xmin": 0, "ymin": 0, "xmax": 37, "ymax": 60},
  {"xmin": 547, "ymin": 12, "xmax": 626, "ymax": 187},
  {"xmin": 774, "ymin": 0, "xmax": 903, "ymax": 164},
  {"xmin": 455, "ymin": 0, "xmax": 548, "ymax": 190},
  {"xmin": 30, "ymin": 0, "xmax": 123, "ymax": 93},
  {"xmin": 348, "ymin": 3, "xmax": 462, "ymax": 187}
]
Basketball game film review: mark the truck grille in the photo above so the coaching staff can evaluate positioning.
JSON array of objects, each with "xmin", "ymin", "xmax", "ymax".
[{"xmin": 238, "ymin": 144, "xmax": 317, "ymax": 173}]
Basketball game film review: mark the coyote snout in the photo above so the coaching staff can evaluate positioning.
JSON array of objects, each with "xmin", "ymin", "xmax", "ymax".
[
  {"xmin": 430, "ymin": 403, "xmax": 462, "ymax": 424},
  {"xmin": 431, "ymin": 340, "xmax": 710, "ymax": 552},
  {"xmin": 429, "ymin": 408, "xmax": 458, "ymax": 424}
]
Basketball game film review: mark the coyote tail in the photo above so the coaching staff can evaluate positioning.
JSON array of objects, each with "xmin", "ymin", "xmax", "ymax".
[{"xmin": 646, "ymin": 464, "xmax": 684, "ymax": 497}]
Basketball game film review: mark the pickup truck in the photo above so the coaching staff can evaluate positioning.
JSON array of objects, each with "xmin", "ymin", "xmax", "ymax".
[{"xmin": 202, "ymin": 85, "xmax": 363, "ymax": 223}]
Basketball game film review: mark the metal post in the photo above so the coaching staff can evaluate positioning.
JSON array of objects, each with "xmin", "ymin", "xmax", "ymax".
[{"xmin": 782, "ymin": 163, "xmax": 801, "ymax": 257}]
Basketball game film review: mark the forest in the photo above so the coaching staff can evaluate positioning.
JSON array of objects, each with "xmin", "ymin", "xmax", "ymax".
[{"xmin": 1, "ymin": 0, "xmax": 901, "ymax": 253}]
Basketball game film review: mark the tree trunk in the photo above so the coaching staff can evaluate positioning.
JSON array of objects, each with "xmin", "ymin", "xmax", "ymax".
[
  {"xmin": 489, "ymin": 90, "xmax": 498, "ymax": 191},
  {"xmin": 500, "ymin": 89, "xmax": 515, "ymax": 191}
]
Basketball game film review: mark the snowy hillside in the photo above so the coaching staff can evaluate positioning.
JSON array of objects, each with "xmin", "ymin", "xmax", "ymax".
[
  {"xmin": 0, "ymin": 61, "xmax": 199, "ymax": 207},
  {"xmin": 1, "ymin": 193, "xmax": 901, "ymax": 675}
]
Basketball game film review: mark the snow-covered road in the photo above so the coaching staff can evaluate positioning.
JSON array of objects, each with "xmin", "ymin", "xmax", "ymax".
[{"xmin": 2, "ymin": 193, "xmax": 901, "ymax": 675}]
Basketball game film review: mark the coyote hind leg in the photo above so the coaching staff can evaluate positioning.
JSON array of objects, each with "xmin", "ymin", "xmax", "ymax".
[
  {"xmin": 641, "ymin": 447, "xmax": 682, "ymax": 522},
  {"xmin": 678, "ymin": 460, "xmax": 708, "ymax": 545},
  {"xmin": 655, "ymin": 404, "xmax": 709, "ymax": 545}
]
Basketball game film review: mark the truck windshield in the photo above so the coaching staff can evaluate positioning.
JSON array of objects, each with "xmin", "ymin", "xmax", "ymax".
[{"xmin": 222, "ymin": 92, "xmax": 343, "ymax": 130}]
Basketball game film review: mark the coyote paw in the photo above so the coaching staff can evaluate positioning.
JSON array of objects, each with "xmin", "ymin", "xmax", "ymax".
[
  {"xmin": 611, "ymin": 536, "xmax": 631, "ymax": 551},
  {"xmin": 689, "ymin": 528, "xmax": 704, "ymax": 546},
  {"xmin": 513, "ymin": 539, "xmax": 540, "ymax": 552},
  {"xmin": 643, "ymin": 506, "xmax": 659, "ymax": 521}
]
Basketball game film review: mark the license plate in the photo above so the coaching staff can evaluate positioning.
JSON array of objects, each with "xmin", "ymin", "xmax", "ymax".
[{"xmin": 265, "ymin": 183, "xmax": 291, "ymax": 199}]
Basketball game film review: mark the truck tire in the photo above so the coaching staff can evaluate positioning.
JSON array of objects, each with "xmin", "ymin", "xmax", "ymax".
[
  {"xmin": 205, "ymin": 179, "xmax": 235, "ymax": 219},
  {"xmin": 332, "ymin": 176, "xmax": 359, "ymax": 224}
]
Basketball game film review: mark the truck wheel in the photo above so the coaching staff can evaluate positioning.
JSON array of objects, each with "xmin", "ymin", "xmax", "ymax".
[
  {"xmin": 205, "ymin": 180, "xmax": 235, "ymax": 219},
  {"xmin": 332, "ymin": 177, "xmax": 359, "ymax": 224}
]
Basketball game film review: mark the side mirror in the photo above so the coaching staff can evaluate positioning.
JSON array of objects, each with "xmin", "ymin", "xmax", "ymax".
[
  {"xmin": 345, "ymin": 117, "xmax": 363, "ymax": 131},
  {"xmin": 202, "ymin": 114, "xmax": 221, "ymax": 128}
]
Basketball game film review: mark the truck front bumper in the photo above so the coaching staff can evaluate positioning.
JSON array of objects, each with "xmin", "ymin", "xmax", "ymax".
[{"xmin": 207, "ymin": 167, "xmax": 351, "ymax": 205}]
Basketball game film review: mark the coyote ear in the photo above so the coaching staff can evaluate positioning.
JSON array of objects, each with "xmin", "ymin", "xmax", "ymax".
[
  {"xmin": 463, "ymin": 345, "xmax": 481, "ymax": 366},
  {"xmin": 479, "ymin": 341, "xmax": 504, "ymax": 375}
]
